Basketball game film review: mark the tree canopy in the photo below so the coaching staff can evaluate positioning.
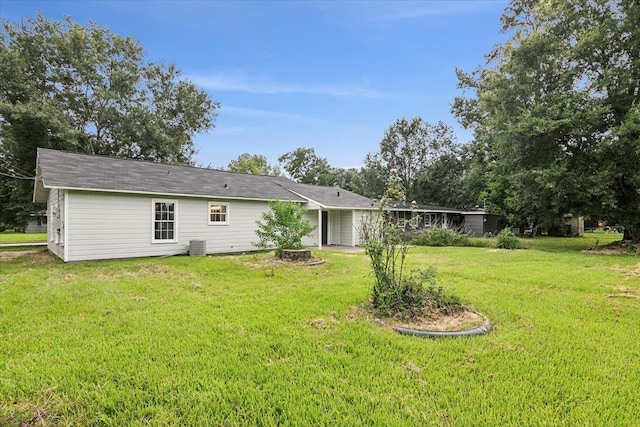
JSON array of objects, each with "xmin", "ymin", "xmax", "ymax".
[
  {"xmin": 453, "ymin": 0, "xmax": 640, "ymax": 239},
  {"xmin": 277, "ymin": 147, "xmax": 333, "ymax": 185},
  {"xmin": 0, "ymin": 13, "xmax": 218, "ymax": 227},
  {"xmin": 227, "ymin": 153, "xmax": 280, "ymax": 176},
  {"xmin": 363, "ymin": 117, "xmax": 465, "ymax": 205}
]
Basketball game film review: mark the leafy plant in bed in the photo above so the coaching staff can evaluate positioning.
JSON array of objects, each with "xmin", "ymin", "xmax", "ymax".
[{"xmin": 360, "ymin": 170, "xmax": 489, "ymax": 337}]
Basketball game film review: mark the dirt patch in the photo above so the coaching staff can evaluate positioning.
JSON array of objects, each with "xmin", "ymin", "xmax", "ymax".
[
  {"xmin": 583, "ymin": 247, "xmax": 630, "ymax": 255},
  {"xmin": 384, "ymin": 308, "xmax": 486, "ymax": 332},
  {"xmin": 97, "ymin": 264, "xmax": 173, "ymax": 280},
  {"xmin": 0, "ymin": 250, "xmax": 41, "ymax": 260},
  {"xmin": 346, "ymin": 305, "xmax": 487, "ymax": 332},
  {"xmin": 270, "ymin": 256, "xmax": 324, "ymax": 266},
  {"xmin": 0, "ymin": 250, "xmax": 54, "ymax": 264},
  {"xmin": 582, "ymin": 240, "xmax": 638, "ymax": 255},
  {"xmin": 240, "ymin": 255, "xmax": 324, "ymax": 269},
  {"xmin": 238, "ymin": 253, "xmax": 324, "ymax": 270}
]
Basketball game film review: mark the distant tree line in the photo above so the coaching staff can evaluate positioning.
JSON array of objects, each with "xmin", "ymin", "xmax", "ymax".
[
  {"xmin": 233, "ymin": 0, "xmax": 640, "ymax": 241},
  {"xmin": 2, "ymin": 1, "xmax": 639, "ymax": 242},
  {"xmin": 228, "ymin": 117, "xmax": 475, "ymax": 213}
]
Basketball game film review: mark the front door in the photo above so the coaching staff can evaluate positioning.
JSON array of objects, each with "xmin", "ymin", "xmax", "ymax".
[{"xmin": 321, "ymin": 211, "xmax": 328, "ymax": 245}]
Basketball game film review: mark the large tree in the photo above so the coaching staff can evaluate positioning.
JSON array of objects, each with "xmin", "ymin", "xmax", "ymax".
[
  {"xmin": 227, "ymin": 153, "xmax": 280, "ymax": 176},
  {"xmin": 277, "ymin": 147, "xmax": 333, "ymax": 185},
  {"xmin": 415, "ymin": 148, "xmax": 470, "ymax": 209},
  {"xmin": 0, "ymin": 13, "xmax": 218, "ymax": 227},
  {"xmin": 453, "ymin": 0, "xmax": 640, "ymax": 239},
  {"xmin": 369, "ymin": 117, "xmax": 459, "ymax": 203},
  {"xmin": 277, "ymin": 147, "xmax": 366, "ymax": 192}
]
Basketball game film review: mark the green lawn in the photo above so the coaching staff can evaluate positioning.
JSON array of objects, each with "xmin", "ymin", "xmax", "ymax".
[
  {"xmin": 0, "ymin": 231, "xmax": 47, "ymax": 244},
  {"xmin": 1, "ymin": 237, "xmax": 639, "ymax": 426},
  {"xmin": 521, "ymin": 230, "xmax": 624, "ymax": 252}
]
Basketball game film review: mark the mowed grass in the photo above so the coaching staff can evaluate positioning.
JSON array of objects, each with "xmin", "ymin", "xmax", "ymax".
[
  {"xmin": 521, "ymin": 230, "xmax": 624, "ymax": 253},
  {"xmin": 1, "ymin": 238, "xmax": 639, "ymax": 426},
  {"xmin": 0, "ymin": 232, "xmax": 47, "ymax": 244}
]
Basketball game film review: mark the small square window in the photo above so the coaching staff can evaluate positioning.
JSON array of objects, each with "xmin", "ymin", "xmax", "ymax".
[{"xmin": 208, "ymin": 202, "xmax": 229, "ymax": 225}]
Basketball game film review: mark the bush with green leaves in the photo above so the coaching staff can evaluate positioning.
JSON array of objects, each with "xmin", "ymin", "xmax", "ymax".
[
  {"xmin": 254, "ymin": 200, "xmax": 315, "ymax": 258},
  {"xmin": 412, "ymin": 227, "xmax": 471, "ymax": 247},
  {"xmin": 361, "ymin": 170, "xmax": 462, "ymax": 319},
  {"xmin": 495, "ymin": 228, "xmax": 521, "ymax": 249},
  {"xmin": 371, "ymin": 266, "xmax": 462, "ymax": 318}
]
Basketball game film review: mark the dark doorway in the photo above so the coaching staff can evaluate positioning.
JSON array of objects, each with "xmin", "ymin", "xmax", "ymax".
[{"xmin": 321, "ymin": 211, "xmax": 328, "ymax": 245}]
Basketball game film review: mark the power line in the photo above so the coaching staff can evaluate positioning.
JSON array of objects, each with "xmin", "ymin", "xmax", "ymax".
[
  {"xmin": 0, "ymin": 170, "xmax": 37, "ymax": 180},
  {"xmin": 0, "ymin": 158, "xmax": 33, "ymax": 178}
]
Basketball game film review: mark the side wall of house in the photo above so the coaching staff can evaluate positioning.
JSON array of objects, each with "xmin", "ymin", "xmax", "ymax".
[
  {"xmin": 484, "ymin": 215, "xmax": 499, "ymax": 236},
  {"xmin": 47, "ymin": 188, "xmax": 65, "ymax": 260},
  {"xmin": 329, "ymin": 211, "xmax": 341, "ymax": 245},
  {"xmin": 301, "ymin": 211, "xmax": 320, "ymax": 248},
  {"xmin": 25, "ymin": 218, "xmax": 47, "ymax": 234},
  {"xmin": 338, "ymin": 210, "xmax": 353, "ymax": 246},
  {"xmin": 65, "ymin": 191, "xmax": 275, "ymax": 262},
  {"xmin": 352, "ymin": 210, "xmax": 370, "ymax": 245},
  {"xmin": 464, "ymin": 215, "xmax": 484, "ymax": 237}
]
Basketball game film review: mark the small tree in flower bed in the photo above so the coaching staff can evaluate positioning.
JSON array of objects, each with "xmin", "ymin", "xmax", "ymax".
[
  {"xmin": 254, "ymin": 200, "xmax": 315, "ymax": 258},
  {"xmin": 360, "ymin": 170, "xmax": 461, "ymax": 318}
]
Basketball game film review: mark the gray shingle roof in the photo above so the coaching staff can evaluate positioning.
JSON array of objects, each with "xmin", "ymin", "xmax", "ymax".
[
  {"xmin": 274, "ymin": 178, "xmax": 376, "ymax": 209},
  {"xmin": 35, "ymin": 148, "xmax": 375, "ymax": 209},
  {"xmin": 389, "ymin": 201, "xmax": 463, "ymax": 213}
]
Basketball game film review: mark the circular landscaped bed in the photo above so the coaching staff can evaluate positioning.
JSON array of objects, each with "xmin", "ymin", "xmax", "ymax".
[{"xmin": 376, "ymin": 308, "xmax": 492, "ymax": 338}]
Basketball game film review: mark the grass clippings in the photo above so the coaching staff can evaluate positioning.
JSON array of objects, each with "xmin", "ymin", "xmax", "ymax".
[{"xmin": 0, "ymin": 387, "xmax": 62, "ymax": 427}]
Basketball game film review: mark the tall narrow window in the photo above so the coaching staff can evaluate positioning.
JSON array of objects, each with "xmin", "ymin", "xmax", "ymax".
[
  {"xmin": 424, "ymin": 214, "xmax": 436, "ymax": 228},
  {"xmin": 153, "ymin": 200, "xmax": 177, "ymax": 242},
  {"xmin": 208, "ymin": 202, "xmax": 229, "ymax": 225}
]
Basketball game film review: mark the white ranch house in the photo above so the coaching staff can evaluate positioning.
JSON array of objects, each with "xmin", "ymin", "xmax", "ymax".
[{"xmin": 33, "ymin": 148, "xmax": 376, "ymax": 262}]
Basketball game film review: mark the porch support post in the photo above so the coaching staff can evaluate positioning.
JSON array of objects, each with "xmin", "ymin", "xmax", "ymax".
[{"xmin": 318, "ymin": 209, "xmax": 322, "ymax": 250}]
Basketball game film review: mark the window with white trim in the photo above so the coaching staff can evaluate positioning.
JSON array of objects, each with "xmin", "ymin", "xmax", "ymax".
[
  {"xmin": 424, "ymin": 213, "xmax": 437, "ymax": 228},
  {"xmin": 152, "ymin": 200, "xmax": 177, "ymax": 242},
  {"xmin": 208, "ymin": 202, "xmax": 229, "ymax": 225}
]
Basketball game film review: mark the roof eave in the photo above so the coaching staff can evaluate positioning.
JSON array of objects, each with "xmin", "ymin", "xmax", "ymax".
[
  {"xmin": 37, "ymin": 184, "xmax": 306, "ymax": 203},
  {"xmin": 32, "ymin": 154, "xmax": 48, "ymax": 203}
]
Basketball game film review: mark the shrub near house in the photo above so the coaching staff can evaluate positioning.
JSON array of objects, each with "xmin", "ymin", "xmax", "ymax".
[{"xmin": 254, "ymin": 200, "xmax": 316, "ymax": 258}]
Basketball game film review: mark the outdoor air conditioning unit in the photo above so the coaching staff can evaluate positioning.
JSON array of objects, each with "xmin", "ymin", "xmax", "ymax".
[{"xmin": 189, "ymin": 240, "xmax": 206, "ymax": 256}]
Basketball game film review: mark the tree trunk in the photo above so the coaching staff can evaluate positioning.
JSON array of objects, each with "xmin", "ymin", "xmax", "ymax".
[{"xmin": 623, "ymin": 227, "xmax": 637, "ymax": 242}]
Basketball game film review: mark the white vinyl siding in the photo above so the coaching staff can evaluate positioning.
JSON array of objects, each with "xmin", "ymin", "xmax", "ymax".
[
  {"xmin": 338, "ymin": 210, "xmax": 353, "ymax": 246},
  {"xmin": 354, "ymin": 210, "xmax": 374, "ymax": 246},
  {"xmin": 301, "ymin": 209, "xmax": 371, "ymax": 248},
  {"xmin": 47, "ymin": 188, "xmax": 65, "ymax": 260},
  {"xmin": 301, "ymin": 210, "xmax": 319, "ymax": 247},
  {"xmin": 329, "ymin": 211, "xmax": 341, "ymax": 245},
  {"xmin": 63, "ymin": 191, "xmax": 274, "ymax": 262}
]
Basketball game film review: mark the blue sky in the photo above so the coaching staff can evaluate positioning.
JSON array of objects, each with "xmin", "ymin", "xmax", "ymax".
[{"xmin": 1, "ymin": 0, "xmax": 509, "ymax": 169}]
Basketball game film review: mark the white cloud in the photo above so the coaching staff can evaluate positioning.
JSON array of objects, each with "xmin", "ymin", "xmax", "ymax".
[
  {"xmin": 354, "ymin": 1, "xmax": 507, "ymax": 24},
  {"xmin": 189, "ymin": 73, "xmax": 381, "ymax": 98},
  {"xmin": 220, "ymin": 106, "xmax": 323, "ymax": 122}
]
